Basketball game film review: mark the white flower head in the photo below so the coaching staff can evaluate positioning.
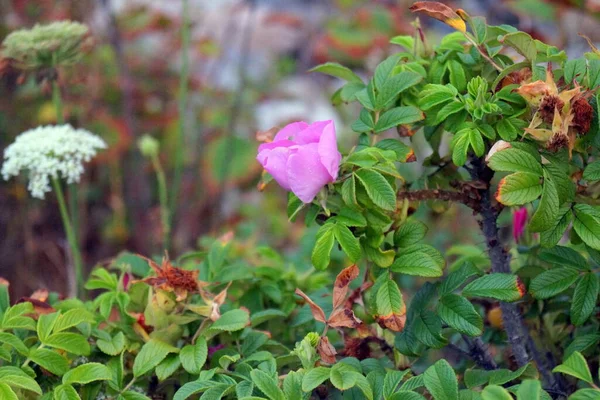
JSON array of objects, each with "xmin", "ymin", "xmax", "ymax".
[{"xmin": 2, "ymin": 125, "xmax": 107, "ymax": 199}]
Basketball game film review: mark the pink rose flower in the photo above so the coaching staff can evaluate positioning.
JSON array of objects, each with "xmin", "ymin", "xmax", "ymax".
[
  {"xmin": 256, "ymin": 120, "xmax": 341, "ymax": 203},
  {"xmin": 512, "ymin": 207, "xmax": 528, "ymax": 243}
]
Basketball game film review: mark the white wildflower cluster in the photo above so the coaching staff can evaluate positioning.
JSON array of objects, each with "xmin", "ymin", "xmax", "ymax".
[{"xmin": 2, "ymin": 125, "xmax": 107, "ymax": 199}]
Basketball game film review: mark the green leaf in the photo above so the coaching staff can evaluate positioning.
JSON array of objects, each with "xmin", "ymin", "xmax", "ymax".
[
  {"xmin": 529, "ymin": 171, "xmax": 559, "ymax": 232},
  {"xmin": 283, "ymin": 371, "xmax": 304, "ymax": 400},
  {"xmin": 451, "ymin": 130, "xmax": 470, "ymax": 167},
  {"xmin": 394, "ymin": 220, "xmax": 428, "ymax": 247},
  {"xmin": 62, "ymin": 363, "xmax": 112, "ymax": 385},
  {"xmin": 29, "ymin": 348, "xmax": 69, "ymax": 376},
  {"xmin": 564, "ymin": 59, "xmax": 587, "ymax": 84},
  {"xmin": 376, "ymin": 278, "xmax": 404, "ymax": 317},
  {"xmin": 413, "ymin": 311, "xmax": 447, "ymax": 348},
  {"xmin": 180, "ymin": 337, "xmax": 208, "ymax": 374},
  {"xmin": 334, "ymin": 207, "xmax": 367, "ymax": 227},
  {"xmin": 383, "ymin": 370, "xmax": 410, "ymax": 398},
  {"xmin": 309, "ymin": 62, "xmax": 362, "ymax": 83},
  {"xmin": 302, "ymin": 367, "xmax": 330, "ymax": 392},
  {"xmin": 0, "ymin": 371, "xmax": 41, "ymax": 395},
  {"xmin": 569, "ymin": 389, "xmax": 600, "ymax": 400},
  {"xmin": 210, "ymin": 309, "xmax": 249, "ymax": 332},
  {"xmin": 552, "ymin": 351, "xmax": 593, "ymax": 383},
  {"xmin": 435, "ymin": 101, "xmax": 465, "ymax": 124},
  {"xmin": 375, "ymin": 139, "xmax": 414, "ymax": 162},
  {"xmin": 334, "ymin": 224, "xmax": 362, "ymax": 262},
  {"xmin": 389, "ymin": 391, "xmax": 426, "ymax": 400},
  {"xmin": 583, "ymin": 161, "xmax": 600, "ymax": 181},
  {"xmin": 374, "ymin": 106, "xmax": 424, "ymax": 132},
  {"xmin": 0, "ymin": 332, "xmax": 29, "ymax": 356},
  {"xmin": 1, "ymin": 303, "xmax": 35, "ymax": 330},
  {"xmin": 573, "ymin": 204, "xmax": 600, "ymax": 250},
  {"xmin": 419, "ymin": 84, "xmax": 458, "ymax": 110},
  {"xmin": 571, "ymin": 273, "xmax": 600, "ymax": 326},
  {"xmin": 133, "ymin": 339, "xmax": 179, "ymax": 378},
  {"xmin": 156, "ymin": 354, "xmax": 181, "ymax": 381},
  {"xmin": 448, "ymin": 60, "xmax": 467, "ymax": 92},
  {"xmin": 311, "ymin": 223, "xmax": 335, "ymax": 270},
  {"xmin": 119, "ymin": 392, "xmax": 152, "ymax": 400},
  {"xmin": 423, "ymin": 359, "xmax": 458, "ymax": 400},
  {"xmin": 43, "ymin": 333, "xmax": 90, "ymax": 356},
  {"xmin": 439, "ymin": 262, "xmax": 481, "ymax": 295},
  {"xmin": 469, "ymin": 129, "xmax": 485, "ymax": 157},
  {"xmin": 37, "ymin": 312, "xmax": 59, "ymax": 343},
  {"xmin": 250, "ymin": 309, "xmax": 287, "ymax": 327},
  {"xmin": 376, "ymin": 71, "xmax": 423, "ymax": 109},
  {"xmin": 463, "ymin": 274, "xmax": 523, "ymax": 302},
  {"xmin": 355, "ymin": 169, "xmax": 396, "ymax": 211},
  {"xmin": 540, "ymin": 207, "xmax": 572, "ymax": 248},
  {"xmin": 516, "ymin": 379, "xmax": 541, "ymax": 400},
  {"xmin": 481, "ymin": 385, "xmax": 513, "ymax": 400},
  {"xmin": 564, "ymin": 334, "xmax": 600, "ymax": 358},
  {"xmin": 330, "ymin": 363, "xmax": 359, "ymax": 391},
  {"xmin": 391, "ymin": 251, "xmax": 443, "ymax": 277},
  {"xmin": 529, "ymin": 267, "xmax": 579, "ymax": 299},
  {"xmin": 496, "ymin": 172, "xmax": 542, "ymax": 206},
  {"xmin": 53, "ymin": 309, "xmax": 96, "ymax": 333},
  {"xmin": 0, "ymin": 382, "xmax": 18, "ymax": 400},
  {"xmin": 97, "ymin": 332, "xmax": 126, "ymax": 356},
  {"xmin": 487, "ymin": 148, "xmax": 542, "ymax": 176},
  {"xmin": 538, "ymin": 246, "xmax": 588, "ymax": 270},
  {"xmin": 250, "ymin": 369, "xmax": 285, "ymax": 400},
  {"xmin": 437, "ymin": 294, "xmax": 483, "ymax": 336},
  {"xmin": 500, "ymin": 32, "xmax": 537, "ymax": 60}
]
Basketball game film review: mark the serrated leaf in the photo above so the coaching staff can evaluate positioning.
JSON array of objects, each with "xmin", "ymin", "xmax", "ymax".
[
  {"xmin": 53, "ymin": 309, "xmax": 96, "ymax": 333},
  {"xmin": 496, "ymin": 172, "xmax": 542, "ymax": 206},
  {"xmin": 43, "ymin": 333, "xmax": 90, "ymax": 356},
  {"xmin": 391, "ymin": 252, "xmax": 443, "ymax": 277},
  {"xmin": 413, "ymin": 310, "xmax": 447, "ymax": 348},
  {"xmin": 309, "ymin": 62, "xmax": 362, "ymax": 83},
  {"xmin": 180, "ymin": 337, "xmax": 208, "ymax": 374},
  {"xmin": 463, "ymin": 274, "xmax": 523, "ymax": 302},
  {"xmin": 302, "ymin": 367, "xmax": 330, "ymax": 392},
  {"xmin": 375, "ymin": 72, "xmax": 423, "ymax": 110},
  {"xmin": 439, "ymin": 262, "xmax": 481, "ymax": 295},
  {"xmin": 583, "ymin": 161, "xmax": 600, "ymax": 181},
  {"xmin": 540, "ymin": 207, "xmax": 572, "ymax": 248},
  {"xmin": 529, "ymin": 171, "xmax": 559, "ymax": 232},
  {"xmin": 210, "ymin": 309, "xmax": 249, "ymax": 332},
  {"xmin": 334, "ymin": 224, "xmax": 361, "ymax": 262},
  {"xmin": 529, "ymin": 267, "xmax": 579, "ymax": 299},
  {"xmin": 330, "ymin": 363, "xmax": 359, "ymax": 390},
  {"xmin": 424, "ymin": 359, "xmax": 458, "ymax": 400},
  {"xmin": 62, "ymin": 363, "xmax": 112, "ymax": 385},
  {"xmin": 394, "ymin": 220, "xmax": 428, "ymax": 247},
  {"xmin": 482, "ymin": 385, "xmax": 513, "ymax": 400},
  {"xmin": 53, "ymin": 384, "xmax": 80, "ymax": 400},
  {"xmin": 487, "ymin": 148, "xmax": 542, "ymax": 176},
  {"xmin": 133, "ymin": 339, "xmax": 179, "ymax": 378},
  {"xmin": 156, "ymin": 354, "xmax": 181, "ymax": 381},
  {"xmin": 374, "ymin": 106, "xmax": 424, "ymax": 132},
  {"xmin": 311, "ymin": 223, "xmax": 335, "ymax": 270},
  {"xmin": 437, "ymin": 294, "xmax": 483, "ymax": 336},
  {"xmin": 0, "ymin": 383, "xmax": 17, "ymax": 400},
  {"xmin": 552, "ymin": 351, "xmax": 593, "ymax": 383},
  {"xmin": 97, "ymin": 332, "xmax": 126, "ymax": 356},
  {"xmin": 355, "ymin": 169, "xmax": 396, "ymax": 211},
  {"xmin": 28, "ymin": 348, "xmax": 69, "ymax": 376},
  {"xmin": 538, "ymin": 246, "xmax": 588, "ymax": 270},
  {"xmin": 376, "ymin": 278, "xmax": 403, "ymax": 317},
  {"xmin": 571, "ymin": 273, "xmax": 599, "ymax": 326},
  {"xmin": 250, "ymin": 369, "xmax": 285, "ymax": 400},
  {"xmin": 500, "ymin": 31, "xmax": 537, "ymax": 60},
  {"xmin": 573, "ymin": 205, "xmax": 600, "ymax": 250}
]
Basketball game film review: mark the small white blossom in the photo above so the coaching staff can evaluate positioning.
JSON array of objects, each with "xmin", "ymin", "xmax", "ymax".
[{"xmin": 2, "ymin": 125, "xmax": 107, "ymax": 199}]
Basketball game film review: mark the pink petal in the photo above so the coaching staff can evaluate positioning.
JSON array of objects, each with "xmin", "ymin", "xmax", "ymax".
[
  {"xmin": 257, "ymin": 146, "xmax": 293, "ymax": 190},
  {"xmin": 287, "ymin": 143, "xmax": 332, "ymax": 203},
  {"xmin": 317, "ymin": 120, "xmax": 341, "ymax": 180},
  {"xmin": 274, "ymin": 121, "xmax": 309, "ymax": 142},
  {"xmin": 295, "ymin": 120, "xmax": 332, "ymax": 144},
  {"xmin": 257, "ymin": 139, "xmax": 296, "ymax": 153}
]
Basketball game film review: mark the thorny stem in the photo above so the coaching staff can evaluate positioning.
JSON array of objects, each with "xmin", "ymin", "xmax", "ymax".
[
  {"xmin": 397, "ymin": 188, "xmax": 481, "ymax": 211},
  {"xmin": 170, "ymin": 0, "xmax": 191, "ymax": 242},
  {"xmin": 467, "ymin": 157, "xmax": 563, "ymax": 391},
  {"xmin": 52, "ymin": 177, "xmax": 84, "ymax": 298},
  {"xmin": 462, "ymin": 335, "xmax": 497, "ymax": 370},
  {"xmin": 151, "ymin": 155, "xmax": 170, "ymax": 251}
]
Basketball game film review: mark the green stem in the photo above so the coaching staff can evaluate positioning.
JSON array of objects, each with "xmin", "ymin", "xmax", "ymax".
[
  {"xmin": 170, "ymin": 0, "xmax": 191, "ymax": 240},
  {"xmin": 21, "ymin": 344, "xmax": 45, "ymax": 368},
  {"xmin": 52, "ymin": 78, "xmax": 83, "ymax": 296},
  {"xmin": 152, "ymin": 155, "xmax": 171, "ymax": 251},
  {"xmin": 52, "ymin": 177, "xmax": 84, "ymax": 297}
]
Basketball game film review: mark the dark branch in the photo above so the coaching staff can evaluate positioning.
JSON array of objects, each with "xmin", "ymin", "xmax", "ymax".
[
  {"xmin": 397, "ymin": 188, "xmax": 481, "ymax": 211},
  {"xmin": 463, "ymin": 336, "xmax": 498, "ymax": 370}
]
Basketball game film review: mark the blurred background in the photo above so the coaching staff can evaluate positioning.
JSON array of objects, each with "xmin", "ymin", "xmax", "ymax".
[{"xmin": 1, "ymin": 0, "xmax": 599, "ymax": 299}]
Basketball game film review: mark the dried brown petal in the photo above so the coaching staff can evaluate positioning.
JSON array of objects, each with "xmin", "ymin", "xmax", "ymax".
[
  {"xmin": 317, "ymin": 336, "xmax": 337, "ymax": 364},
  {"xmin": 327, "ymin": 308, "xmax": 362, "ymax": 328},
  {"xmin": 409, "ymin": 2, "xmax": 467, "ymax": 33},
  {"xmin": 332, "ymin": 264, "xmax": 360, "ymax": 309},
  {"xmin": 572, "ymin": 97, "xmax": 593, "ymax": 134},
  {"xmin": 295, "ymin": 288, "xmax": 326, "ymax": 323}
]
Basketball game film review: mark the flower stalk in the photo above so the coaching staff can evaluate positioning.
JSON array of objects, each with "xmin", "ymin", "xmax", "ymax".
[{"xmin": 170, "ymin": 0, "xmax": 191, "ymax": 238}]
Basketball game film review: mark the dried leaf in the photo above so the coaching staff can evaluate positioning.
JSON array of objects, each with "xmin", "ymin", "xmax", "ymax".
[
  {"xmin": 317, "ymin": 336, "xmax": 337, "ymax": 364},
  {"xmin": 295, "ymin": 288, "xmax": 326, "ymax": 323},
  {"xmin": 409, "ymin": 2, "xmax": 467, "ymax": 33},
  {"xmin": 327, "ymin": 308, "xmax": 362, "ymax": 328},
  {"xmin": 376, "ymin": 303, "xmax": 407, "ymax": 332},
  {"xmin": 333, "ymin": 264, "xmax": 360, "ymax": 309}
]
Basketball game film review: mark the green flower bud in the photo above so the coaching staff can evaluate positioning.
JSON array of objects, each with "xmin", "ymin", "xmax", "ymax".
[{"xmin": 138, "ymin": 134, "xmax": 160, "ymax": 158}]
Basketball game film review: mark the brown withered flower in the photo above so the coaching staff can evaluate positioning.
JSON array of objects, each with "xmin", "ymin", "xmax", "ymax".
[
  {"xmin": 519, "ymin": 67, "xmax": 594, "ymax": 156},
  {"xmin": 136, "ymin": 252, "xmax": 206, "ymax": 301}
]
